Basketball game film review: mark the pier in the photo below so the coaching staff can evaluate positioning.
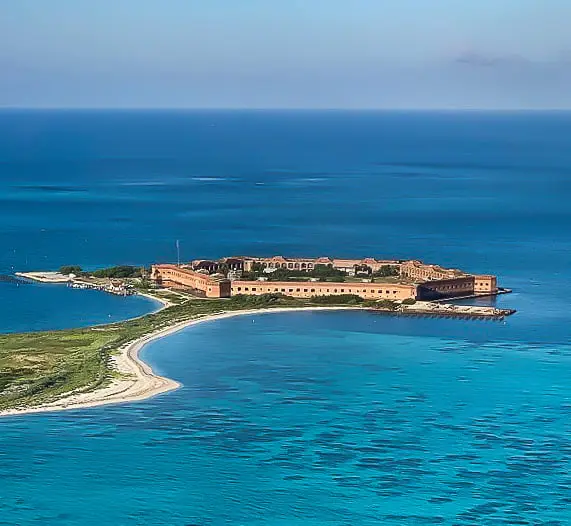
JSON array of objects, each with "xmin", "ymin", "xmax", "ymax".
[
  {"xmin": 371, "ymin": 301, "xmax": 516, "ymax": 320},
  {"xmin": 68, "ymin": 280, "xmax": 135, "ymax": 297},
  {"xmin": 16, "ymin": 271, "xmax": 135, "ymax": 297}
]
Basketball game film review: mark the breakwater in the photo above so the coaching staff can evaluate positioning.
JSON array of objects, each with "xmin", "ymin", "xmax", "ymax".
[
  {"xmin": 0, "ymin": 274, "xmax": 29, "ymax": 285},
  {"xmin": 15, "ymin": 271, "xmax": 135, "ymax": 297},
  {"xmin": 371, "ymin": 301, "xmax": 516, "ymax": 320},
  {"xmin": 68, "ymin": 280, "xmax": 135, "ymax": 296}
]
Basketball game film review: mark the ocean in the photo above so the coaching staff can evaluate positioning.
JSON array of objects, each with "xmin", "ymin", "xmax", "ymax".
[{"xmin": 0, "ymin": 110, "xmax": 570, "ymax": 524}]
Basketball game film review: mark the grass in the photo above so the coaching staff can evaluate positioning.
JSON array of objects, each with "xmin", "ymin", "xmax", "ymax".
[{"xmin": 0, "ymin": 293, "xmax": 359, "ymax": 412}]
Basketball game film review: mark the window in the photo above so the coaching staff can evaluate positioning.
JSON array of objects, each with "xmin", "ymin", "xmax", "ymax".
[
  {"xmin": 296, "ymin": 288, "xmax": 301, "ymax": 292},
  {"xmin": 237, "ymin": 287, "xmax": 242, "ymax": 291},
  {"xmin": 245, "ymin": 287, "xmax": 249, "ymax": 291},
  {"xmin": 311, "ymin": 289, "xmax": 315, "ymax": 293},
  {"xmin": 289, "ymin": 289, "xmax": 293, "ymax": 292},
  {"xmin": 281, "ymin": 288, "xmax": 285, "ymax": 292},
  {"xmin": 304, "ymin": 289, "xmax": 308, "ymax": 292},
  {"xmin": 340, "ymin": 289, "xmax": 344, "ymax": 293},
  {"xmin": 252, "ymin": 287, "xmax": 257, "ymax": 291}
]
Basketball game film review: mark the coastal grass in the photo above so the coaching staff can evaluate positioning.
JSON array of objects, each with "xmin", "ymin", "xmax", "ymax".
[{"xmin": 0, "ymin": 293, "xmax": 349, "ymax": 412}]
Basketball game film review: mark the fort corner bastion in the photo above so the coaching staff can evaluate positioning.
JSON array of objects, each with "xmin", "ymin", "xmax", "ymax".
[{"xmin": 150, "ymin": 256, "xmax": 501, "ymax": 302}]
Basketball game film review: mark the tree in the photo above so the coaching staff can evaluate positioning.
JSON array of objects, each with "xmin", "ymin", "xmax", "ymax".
[
  {"xmin": 59, "ymin": 265, "xmax": 83, "ymax": 276},
  {"xmin": 91, "ymin": 266, "xmax": 142, "ymax": 279},
  {"xmin": 373, "ymin": 265, "xmax": 399, "ymax": 278},
  {"xmin": 311, "ymin": 264, "xmax": 346, "ymax": 280},
  {"xmin": 377, "ymin": 299, "xmax": 398, "ymax": 310},
  {"xmin": 251, "ymin": 262, "xmax": 265, "ymax": 273}
]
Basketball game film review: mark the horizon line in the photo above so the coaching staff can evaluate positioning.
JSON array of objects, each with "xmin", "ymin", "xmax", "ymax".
[{"xmin": 1, "ymin": 107, "xmax": 571, "ymax": 112}]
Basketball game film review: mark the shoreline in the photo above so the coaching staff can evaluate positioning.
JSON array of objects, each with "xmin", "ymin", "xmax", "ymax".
[
  {"xmin": 136, "ymin": 290, "xmax": 173, "ymax": 310},
  {"xmin": 0, "ymin": 306, "xmax": 361, "ymax": 418}
]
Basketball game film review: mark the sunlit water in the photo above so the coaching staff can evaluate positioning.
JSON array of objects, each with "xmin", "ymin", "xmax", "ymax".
[{"xmin": 0, "ymin": 111, "xmax": 570, "ymax": 524}]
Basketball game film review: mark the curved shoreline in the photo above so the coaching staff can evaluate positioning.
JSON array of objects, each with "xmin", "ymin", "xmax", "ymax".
[{"xmin": 0, "ymin": 306, "xmax": 361, "ymax": 417}]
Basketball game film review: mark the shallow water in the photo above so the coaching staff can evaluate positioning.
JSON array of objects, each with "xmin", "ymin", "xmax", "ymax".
[
  {"xmin": 2, "ymin": 311, "xmax": 570, "ymax": 524},
  {"xmin": 0, "ymin": 110, "xmax": 570, "ymax": 524}
]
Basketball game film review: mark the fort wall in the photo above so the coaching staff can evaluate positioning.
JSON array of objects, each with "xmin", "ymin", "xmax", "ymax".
[
  {"xmin": 416, "ymin": 276, "xmax": 475, "ymax": 300},
  {"xmin": 152, "ymin": 257, "xmax": 501, "ymax": 302},
  {"xmin": 474, "ymin": 275, "xmax": 498, "ymax": 294},
  {"xmin": 151, "ymin": 264, "xmax": 231, "ymax": 298},
  {"xmin": 232, "ymin": 280, "xmax": 417, "ymax": 300}
]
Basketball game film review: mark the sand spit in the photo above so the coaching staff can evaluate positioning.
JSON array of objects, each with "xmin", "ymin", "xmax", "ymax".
[{"xmin": 0, "ymin": 307, "xmax": 360, "ymax": 417}]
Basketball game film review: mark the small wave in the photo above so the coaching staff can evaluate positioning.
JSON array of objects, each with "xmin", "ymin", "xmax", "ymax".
[
  {"xmin": 0, "ymin": 275, "xmax": 29, "ymax": 284},
  {"xmin": 14, "ymin": 185, "xmax": 87, "ymax": 193},
  {"xmin": 191, "ymin": 177, "xmax": 229, "ymax": 182},
  {"xmin": 117, "ymin": 182, "xmax": 168, "ymax": 187}
]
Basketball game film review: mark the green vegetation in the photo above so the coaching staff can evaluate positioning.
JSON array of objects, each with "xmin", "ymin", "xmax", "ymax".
[
  {"xmin": 0, "ymin": 293, "xmax": 369, "ymax": 412},
  {"xmin": 401, "ymin": 298, "xmax": 416, "ymax": 305},
  {"xmin": 91, "ymin": 266, "xmax": 142, "ymax": 279},
  {"xmin": 242, "ymin": 264, "xmax": 347, "ymax": 282},
  {"xmin": 229, "ymin": 293, "xmax": 302, "ymax": 308},
  {"xmin": 310, "ymin": 294, "xmax": 364, "ymax": 305},
  {"xmin": 59, "ymin": 265, "xmax": 84, "ymax": 276},
  {"xmin": 373, "ymin": 265, "xmax": 400, "ymax": 278},
  {"xmin": 362, "ymin": 299, "xmax": 399, "ymax": 311},
  {"xmin": 59, "ymin": 265, "xmax": 143, "ymax": 279},
  {"xmin": 376, "ymin": 299, "xmax": 399, "ymax": 310},
  {"xmin": 250, "ymin": 262, "xmax": 265, "ymax": 273}
]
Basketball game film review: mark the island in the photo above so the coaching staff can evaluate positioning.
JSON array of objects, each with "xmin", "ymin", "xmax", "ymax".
[{"xmin": 2, "ymin": 255, "xmax": 514, "ymax": 416}]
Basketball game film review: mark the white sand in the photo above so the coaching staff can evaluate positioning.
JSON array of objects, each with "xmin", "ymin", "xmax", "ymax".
[
  {"xmin": 0, "ymin": 306, "xmax": 360, "ymax": 417},
  {"xmin": 15, "ymin": 271, "xmax": 71, "ymax": 283}
]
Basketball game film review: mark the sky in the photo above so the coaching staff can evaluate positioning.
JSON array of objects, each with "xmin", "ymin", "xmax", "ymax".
[{"xmin": 1, "ymin": 0, "xmax": 571, "ymax": 109}]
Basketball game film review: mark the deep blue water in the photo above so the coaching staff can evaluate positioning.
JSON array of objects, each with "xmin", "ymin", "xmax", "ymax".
[
  {"xmin": 1, "ymin": 111, "xmax": 570, "ymax": 524},
  {"xmin": 0, "ymin": 280, "xmax": 159, "ymax": 333}
]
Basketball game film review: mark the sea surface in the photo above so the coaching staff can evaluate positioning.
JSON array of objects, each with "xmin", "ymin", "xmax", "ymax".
[{"xmin": 1, "ymin": 110, "xmax": 570, "ymax": 524}]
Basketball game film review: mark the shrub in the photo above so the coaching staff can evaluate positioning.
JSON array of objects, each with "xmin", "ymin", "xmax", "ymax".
[
  {"xmin": 401, "ymin": 298, "xmax": 416, "ymax": 305},
  {"xmin": 376, "ymin": 299, "xmax": 398, "ymax": 310},
  {"xmin": 91, "ymin": 266, "xmax": 142, "ymax": 279},
  {"xmin": 230, "ymin": 293, "xmax": 290, "ymax": 307},
  {"xmin": 310, "ymin": 294, "xmax": 364, "ymax": 305},
  {"xmin": 59, "ymin": 265, "xmax": 83, "ymax": 276},
  {"xmin": 373, "ymin": 265, "xmax": 400, "ymax": 278}
]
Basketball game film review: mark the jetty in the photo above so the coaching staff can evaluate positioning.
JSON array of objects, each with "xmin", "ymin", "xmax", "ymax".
[
  {"xmin": 384, "ymin": 301, "xmax": 515, "ymax": 320},
  {"xmin": 15, "ymin": 271, "xmax": 135, "ymax": 297},
  {"xmin": 67, "ymin": 280, "xmax": 135, "ymax": 297}
]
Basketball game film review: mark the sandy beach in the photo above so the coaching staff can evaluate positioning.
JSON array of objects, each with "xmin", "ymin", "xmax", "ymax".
[{"xmin": 0, "ymin": 306, "xmax": 360, "ymax": 417}]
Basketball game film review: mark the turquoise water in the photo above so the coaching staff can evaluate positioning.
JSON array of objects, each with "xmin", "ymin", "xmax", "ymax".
[
  {"xmin": 2, "ymin": 312, "xmax": 570, "ymax": 524},
  {"xmin": 1, "ymin": 111, "xmax": 570, "ymax": 523}
]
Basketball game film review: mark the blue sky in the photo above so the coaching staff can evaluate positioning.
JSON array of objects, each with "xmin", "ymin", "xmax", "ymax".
[{"xmin": 1, "ymin": 0, "xmax": 571, "ymax": 108}]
